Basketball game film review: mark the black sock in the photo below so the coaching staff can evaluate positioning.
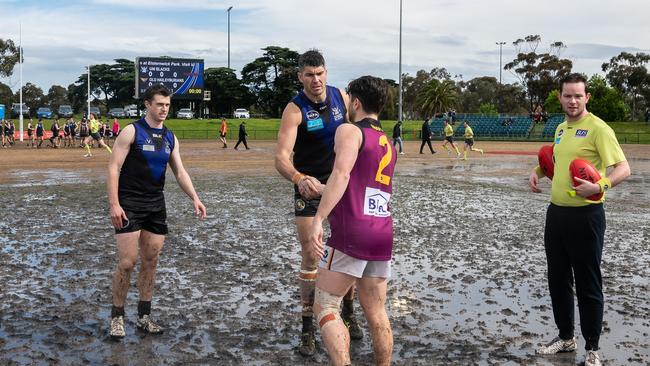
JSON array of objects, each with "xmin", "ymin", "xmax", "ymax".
[
  {"xmin": 138, "ymin": 301, "xmax": 151, "ymax": 318},
  {"xmin": 111, "ymin": 306, "xmax": 125, "ymax": 318},
  {"xmin": 301, "ymin": 316, "xmax": 313, "ymax": 333},
  {"xmin": 342, "ymin": 298, "xmax": 353, "ymax": 317}
]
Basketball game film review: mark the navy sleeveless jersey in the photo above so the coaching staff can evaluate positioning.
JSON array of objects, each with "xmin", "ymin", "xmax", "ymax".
[
  {"xmin": 291, "ymin": 85, "xmax": 347, "ymax": 182},
  {"xmin": 118, "ymin": 119, "xmax": 176, "ymax": 210}
]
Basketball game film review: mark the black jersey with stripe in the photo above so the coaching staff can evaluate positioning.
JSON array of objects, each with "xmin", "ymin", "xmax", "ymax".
[
  {"xmin": 291, "ymin": 85, "xmax": 347, "ymax": 182},
  {"xmin": 118, "ymin": 119, "xmax": 176, "ymax": 210}
]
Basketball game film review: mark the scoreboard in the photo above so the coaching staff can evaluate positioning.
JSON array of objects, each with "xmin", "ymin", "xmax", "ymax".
[{"xmin": 135, "ymin": 57, "xmax": 204, "ymax": 100}]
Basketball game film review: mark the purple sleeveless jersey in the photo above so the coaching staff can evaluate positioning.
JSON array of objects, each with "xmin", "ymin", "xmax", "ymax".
[{"xmin": 327, "ymin": 118, "xmax": 397, "ymax": 261}]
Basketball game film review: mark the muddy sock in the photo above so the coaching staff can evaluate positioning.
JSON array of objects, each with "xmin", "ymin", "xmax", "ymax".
[
  {"xmin": 111, "ymin": 306, "xmax": 125, "ymax": 318},
  {"xmin": 342, "ymin": 298, "xmax": 354, "ymax": 317},
  {"xmin": 301, "ymin": 316, "xmax": 313, "ymax": 333},
  {"xmin": 138, "ymin": 301, "xmax": 151, "ymax": 318}
]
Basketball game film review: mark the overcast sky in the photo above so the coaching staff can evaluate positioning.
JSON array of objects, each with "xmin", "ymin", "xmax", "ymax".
[{"xmin": 1, "ymin": 0, "xmax": 649, "ymax": 94}]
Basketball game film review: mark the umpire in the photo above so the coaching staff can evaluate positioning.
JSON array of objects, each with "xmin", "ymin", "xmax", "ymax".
[{"xmin": 528, "ymin": 73, "xmax": 630, "ymax": 366}]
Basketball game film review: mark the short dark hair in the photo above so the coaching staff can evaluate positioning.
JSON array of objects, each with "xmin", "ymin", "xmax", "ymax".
[
  {"xmin": 298, "ymin": 49, "xmax": 325, "ymax": 70},
  {"xmin": 143, "ymin": 84, "xmax": 171, "ymax": 102},
  {"xmin": 560, "ymin": 73, "xmax": 589, "ymax": 93},
  {"xmin": 347, "ymin": 76, "xmax": 388, "ymax": 115}
]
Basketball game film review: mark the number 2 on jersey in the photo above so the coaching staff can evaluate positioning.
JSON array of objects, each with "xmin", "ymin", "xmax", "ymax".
[{"xmin": 375, "ymin": 135, "xmax": 392, "ymax": 185}]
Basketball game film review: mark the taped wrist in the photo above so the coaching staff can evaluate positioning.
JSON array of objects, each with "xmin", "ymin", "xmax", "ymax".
[{"xmin": 292, "ymin": 172, "xmax": 306, "ymax": 185}]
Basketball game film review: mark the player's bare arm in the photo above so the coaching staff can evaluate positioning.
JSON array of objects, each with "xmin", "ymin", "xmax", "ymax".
[
  {"xmin": 169, "ymin": 136, "xmax": 206, "ymax": 219},
  {"xmin": 107, "ymin": 124, "xmax": 135, "ymax": 229},
  {"xmin": 275, "ymin": 102, "xmax": 321, "ymax": 199},
  {"xmin": 308, "ymin": 124, "xmax": 362, "ymax": 258}
]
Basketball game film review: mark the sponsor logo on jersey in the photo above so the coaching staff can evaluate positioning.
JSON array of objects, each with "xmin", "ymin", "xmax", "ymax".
[
  {"xmin": 555, "ymin": 129, "xmax": 564, "ymax": 144},
  {"xmin": 332, "ymin": 106, "xmax": 344, "ymax": 121},
  {"xmin": 364, "ymin": 187, "xmax": 391, "ymax": 217},
  {"xmin": 143, "ymin": 144, "xmax": 155, "ymax": 152},
  {"xmin": 307, "ymin": 118, "xmax": 324, "ymax": 132},
  {"xmin": 153, "ymin": 133, "xmax": 162, "ymax": 138},
  {"xmin": 164, "ymin": 142, "xmax": 171, "ymax": 154},
  {"xmin": 575, "ymin": 129, "xmax": 588, "ymax": 138},
  {"xmin": 306, "ymin": 110, "xmax": 319, "ymax": 120}
]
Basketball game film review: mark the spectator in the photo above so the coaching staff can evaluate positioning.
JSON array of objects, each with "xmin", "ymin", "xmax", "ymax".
[
  {"xmin": 392, "ymin": 120, "xmax": 404, "ymax": 154},
  {"xmin": 234, "ymin": 121, "xmax": 249, "ymax": 150},
  {"xmin": 419, "ymin": 119, "xmax": 436, "ymax": 154}
]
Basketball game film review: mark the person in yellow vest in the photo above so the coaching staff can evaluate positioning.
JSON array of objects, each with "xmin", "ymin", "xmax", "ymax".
[
  {"xmin": 528, "ymin": 73, "xmax": 630, "ymax": 366},
  {"xmin": 441, "ymin": 119, "xmax": 460, "ymax": 157},
  {"xmin": 461, "ymin": 121, "xmax": 483, "ymax": 160},
  {"xmin": 82, "ymin": 113, "xmax": 112, "ymax": 157}
]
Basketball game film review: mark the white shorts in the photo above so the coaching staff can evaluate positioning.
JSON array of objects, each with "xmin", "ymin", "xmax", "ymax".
[{"xmin": 319, "ymin": 245, "xmax": 391, "ymax": 279}]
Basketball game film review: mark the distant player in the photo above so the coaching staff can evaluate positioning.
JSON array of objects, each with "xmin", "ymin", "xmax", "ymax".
[
  {"xmin": 461, "ymin": 121, "xmax": 483, "ymax": 160},
  {"xmin": 218, "ymin": 117, "xmax": 228, "ymax": 148},
  {"xmin": 26, "ymin": 119, "xmax": 35, "ymax": 148},
  {"xmin": 107, "ymin": 84, "xmax": 206, "ymax": 340},
  {"xmin": 82, "ymin": 113, "xmax": 112, "ymax": 157},
  {"xmin": 35, "ymin": 119, "xmax": 45, "ymax": 148},
  {"xmin": 78, "ymin": 118, "xmax": 89, "ymax": 147},
  {"xmin": 309, "ymin": 75, "xmax": 396, "ymax": 366},
  {"xmin": 441, "ymin": 119, "xmax": 460, "ymax": 157},
  {"xmin": 529, "ymin": 73, "xmax": 631, "ymax": 366}
]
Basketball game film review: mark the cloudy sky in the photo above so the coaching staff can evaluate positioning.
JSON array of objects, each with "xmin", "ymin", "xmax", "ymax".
[{"xmin": 1, "ymin": 0, "xmax": 648, "ymax": 94}]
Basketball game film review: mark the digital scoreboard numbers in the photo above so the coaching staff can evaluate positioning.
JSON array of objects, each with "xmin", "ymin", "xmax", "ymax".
[{"xmin": 135, "ymin": 57, "xmax": 204, "ymax": 100}]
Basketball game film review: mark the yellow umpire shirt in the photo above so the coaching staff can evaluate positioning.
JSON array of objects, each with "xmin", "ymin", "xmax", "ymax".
[
  {"xmin": 464, "ymin": 126, "xmax": 474, "ymax": 139},
  {"xmin": 89, "ymin": 119, "xmax": 101, "ymax": 134},
  {"xmin": 550, "ymin": 113, "xmax": 626, "ymax": 207},
  {"xmin": 444, "ymin": 124, "xmax": 454, "ymax": 137}
]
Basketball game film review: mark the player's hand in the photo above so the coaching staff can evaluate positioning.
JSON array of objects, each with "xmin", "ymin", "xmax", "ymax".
[
  {"xmin": 110, "ymin": 204, "xmax": 129, "ymax": 230},
  {"xmin": 193, "ymin": 199, "xmax": 207, "ymax": 220},
  {"xmin": 573, "ymin": 177, "xmax": 600, "ymax": 198},
  {"xmin": 529, "ymin": 171, "xmax": 542, "ymax": 193},
  {"xmin": 298, "ymin": 175, "xmax": 321, "ymax": 200},
  {"xmin": 308, "ymin": 220, "xmax": 325, "ymax": 260}
]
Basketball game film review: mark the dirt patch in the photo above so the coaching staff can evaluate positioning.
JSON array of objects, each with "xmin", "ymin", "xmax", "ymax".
[{"xmin": 1, "ymin": 140, "xmax": 649, "ymax": 365}]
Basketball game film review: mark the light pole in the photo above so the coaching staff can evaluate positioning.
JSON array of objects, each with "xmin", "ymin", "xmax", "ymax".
[
  {"xmin": 227, "ymin": 6, "xmax": 233, "ymax": 69},
  {"xmin": 398, "ymin": 0, "xmax": 403, "ymax": 123},
  {"xmin": 87, "ymin": 65, "xmax": 91, "ymax": 118},
  {"xmin": 496, "ymin": 41, "xmax": 506, "ymax": 112},
  {"xmin": 19, "ymin": 21, "xmax": 23, "ymax": 141}
]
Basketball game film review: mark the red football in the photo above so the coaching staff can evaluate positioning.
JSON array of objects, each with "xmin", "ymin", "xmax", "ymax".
[
  {"xmin": 569, "ymin": 158, "xmax": 603, "ymax": 201},
  {"xmin": 538, "ymin": 145, "xmax": 554, "ymax": 179}
]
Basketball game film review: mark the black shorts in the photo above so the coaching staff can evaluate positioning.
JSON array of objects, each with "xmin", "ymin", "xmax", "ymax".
[
  {"xmin": 445, "ymin": 136, "xmax": 454, "ymax": 143},
  {"xmin": 219, "ymin": 132, "xmax": 226, "ymax": 138},
  {"xmin": 90, "ymin": 132, "xmax": 102, "ymax": 141},
  {"xmin": 36, "ymin": 132, "xmax": 43, "ymax": 137},
  {"xmin": 28, "ymin": 131, "xmax": 33, "ymax": 136},
  {"xmin": 115, "ymin": 207, "xmax": 168, "ymax": 235},
  {"xmin": 294, "ymin": 186, "xmax": 320, "ymax": 217},
  {"xmin": 465, "ymin": 138, "xmax": 474, "ymax": 146}
]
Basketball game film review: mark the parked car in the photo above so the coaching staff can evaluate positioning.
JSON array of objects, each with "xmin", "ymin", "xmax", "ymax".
[
  {"xmin": 57, "ymin": 105, "xmax": 74, "ymax": 118},
  {"xmin": 124, "ymin": 104, "xmax": 139, "ymax": 118},
  {"xmin": 233, "ymin": 108, "xmax": 250, "ymax": 119},
  {"xmin": 108, "ymin": 108, "xmax": 126, "ymax": 118},
  {"xmin": 36, "ymin": 107, "xmax": 54, "ymax": 119},
  {"xmin": 11, "ymin": 103, "xmax": 30, "ymax": 118},
  {"xmin": 84, "ymin": 106, "xmax": 102, "ymax": 119},
  {"xmin": 176, "ymin": 108, "xmax": 194, "ymax": 119}
]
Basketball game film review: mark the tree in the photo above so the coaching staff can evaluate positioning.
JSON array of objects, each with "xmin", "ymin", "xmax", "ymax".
[
  {"xmin": 402, "ymin": 67, "xmax": 453, "ymax": 119},
  {"xmin": 478, "ymin": 103, "xmax": 498, "ymax": 116},
  {"xmin": 457, "ymin": 76, "xmax": 499, "ymax": 112},
  {"xmin": 505, "ymin": 35, "xmax": 572, "ymax": 113},
  {"xmin": 69, "ymin": 59, "xmax": 136, "ymax": 112},
  {"xmin": 586, "ymin": 74, "xmax": 628, "ymax": 122},
  {"xmin": 0, "ymin": 82, "xmax": 13, "ymax": 108},
  {"xmin": 14, "ymin": 82, "xmax": 44, "ymax": 108},
  {"xmin": 602, "ymin": 52, "xmax": 650, "ymax": 120},
  {"xmin": 544, "ymin": 90, "xmax": 562, "ymax": 113},
  {"xmin": 67, "ymin": 82, "xmax": 88, "ymax": 114},
  {"xmin": 241, "ymin": 46, "xmax": 300, "ymax": 117},
  {"xmin": 204, "ymin": 67, "xmax": 253, "ymax": 117},
  {"xmin": 0, "ymin": 38, "xmax": 20, "ymax": 78},
  {"xmin": 380, "ymin": 79, "xmax": 398, "ymax": 120},
  {"xmin": 44, "ymin": 85, "xmax": 69, "ymax": 111},
  {"xmin": 416, "ymin": 79, "xmax": 458, "ymax": 118}
]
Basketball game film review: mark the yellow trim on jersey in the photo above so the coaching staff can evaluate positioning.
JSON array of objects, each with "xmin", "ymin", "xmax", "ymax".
[
  {"xmin": 444, "ymin": 124, "xmax": 454, "ymax": 137},
  {"xmin": 550, "ymin": 113, "xmax": 626, "ymax": 207},
  {"xmin": 464, "ymin": 126, "xmax": 474, "ymax": 139}
]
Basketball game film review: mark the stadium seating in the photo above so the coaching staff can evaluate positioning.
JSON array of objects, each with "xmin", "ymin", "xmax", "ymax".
[{"xmin": 427, "ymin": 114, "xmax": 535, "ymax": 138}]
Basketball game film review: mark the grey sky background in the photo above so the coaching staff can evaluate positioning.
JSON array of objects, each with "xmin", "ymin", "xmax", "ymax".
[{"xmin": 1, "ymin": 0, "xmax": 648, "ymax": 94}]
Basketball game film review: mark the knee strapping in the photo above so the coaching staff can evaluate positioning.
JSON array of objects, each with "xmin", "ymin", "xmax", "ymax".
[{"xmin": 315, "ymin": 288, "xmax": 343, "ymax": 329}]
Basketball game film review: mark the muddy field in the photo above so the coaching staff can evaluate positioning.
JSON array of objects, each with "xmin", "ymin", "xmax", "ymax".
[{"xmin": 0, "ymin": 140, "xmax": 648, "ymax": 365}]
